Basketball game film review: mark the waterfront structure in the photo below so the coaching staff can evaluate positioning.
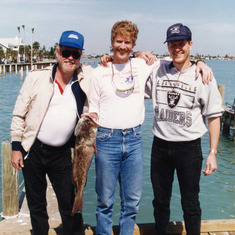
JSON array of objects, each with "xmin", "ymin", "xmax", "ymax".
[{"xmin": 0, "ymin": 37, "xmax": 23, "ymax": 63}]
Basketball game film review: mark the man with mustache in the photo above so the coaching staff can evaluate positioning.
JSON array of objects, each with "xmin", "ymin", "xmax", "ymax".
[
  {"xmin": 89, "ymin": 20, "xmax": 156, "ymax": 235},
  {"xmin": 10, "ymin": 30, "xmax": 92, "ymax": 235},
  {"xmin": 89, "ymin": 20, "xmax": 212, "ymax": 235}
]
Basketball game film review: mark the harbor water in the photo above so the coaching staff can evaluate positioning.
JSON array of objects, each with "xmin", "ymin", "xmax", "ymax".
[{"xmin": 0, "ymin": 60, "xmax": 234, "ymax": 226}]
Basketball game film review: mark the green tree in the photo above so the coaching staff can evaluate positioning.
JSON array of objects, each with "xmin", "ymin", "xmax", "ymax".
[
  {"xmin": 19, "ymin": 45, "xmax": 24, "ymax": 60},
  {"xmin": 39, "ymin": 46, "xmax": 49, "ymax": 61},
  {"xmin": 33, "ymin": 41, "xmax": 40, "ymax": 60},
  {"xmin": 0, "ymin": 47, "xmax": 5, "ymax": 61},
  {"xmin": 5, "ymin": 48, "xmax": 17, "ymax": 63}
]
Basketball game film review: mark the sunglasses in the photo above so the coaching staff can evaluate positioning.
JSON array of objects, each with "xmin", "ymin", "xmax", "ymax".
[{"xmin": 60, "ymin": 49, "xmax": 81, "ymax": 59}]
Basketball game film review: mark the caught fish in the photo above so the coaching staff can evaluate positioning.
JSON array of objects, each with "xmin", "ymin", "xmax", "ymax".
[{"xmin": 72, "ymin": 115, "xmax": 99, "ymax": 215}]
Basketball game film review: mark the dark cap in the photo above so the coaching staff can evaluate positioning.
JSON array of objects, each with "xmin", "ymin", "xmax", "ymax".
[
  {"xmin": 164, "ymin": 23, "xmax": 192, "ymax": 43},
  {"xmin": 59, "ymin": 30, "xmax": 84, "ymax": 50}
]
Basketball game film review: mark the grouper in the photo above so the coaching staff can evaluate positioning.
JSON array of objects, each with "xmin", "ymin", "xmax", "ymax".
[{"xmin": 72, "ymin": 115, "xmax": 99, "ymax": 215}]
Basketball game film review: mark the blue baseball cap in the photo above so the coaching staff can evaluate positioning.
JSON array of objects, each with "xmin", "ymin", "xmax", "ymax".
[
  {"xmin": 59, "ymin": 30, "xmax": 84, "ymax": 50},
  {"xmin": 164, "ymin": 23, "xmax": 192, "ymax": 43}
]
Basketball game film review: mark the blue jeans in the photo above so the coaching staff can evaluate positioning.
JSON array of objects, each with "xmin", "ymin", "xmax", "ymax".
[
  {"xmin": 95, "ymin": 126, "xmax": 143, "ymax": 235},
  {"xmin": 151, "ymin": 136, "xmax": 203, "ymax": 235}
]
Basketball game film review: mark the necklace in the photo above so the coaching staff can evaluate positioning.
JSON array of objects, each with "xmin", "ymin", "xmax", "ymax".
[{"xmin": 111, "ymin": 60, "xmax": 135, "ymax": 97}]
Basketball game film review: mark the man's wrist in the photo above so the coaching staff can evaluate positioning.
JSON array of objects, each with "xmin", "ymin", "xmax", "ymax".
[
  {"xmin": 209, "ymin": 149, "xmax": 218, "ymax": 155},
  {"xmin": 11, "ymin": 141, "xmax": 22, "ymax": 151}
]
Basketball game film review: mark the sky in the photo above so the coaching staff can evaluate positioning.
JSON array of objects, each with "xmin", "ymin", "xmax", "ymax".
[{"xmin": 1, "ymin": 0, "xmax": 235, "ymax": 56}]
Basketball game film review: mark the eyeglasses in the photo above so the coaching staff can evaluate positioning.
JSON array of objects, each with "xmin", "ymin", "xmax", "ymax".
[{"xmin": 60, "ymin": 49, "xmax": 81, "ymax": 59}]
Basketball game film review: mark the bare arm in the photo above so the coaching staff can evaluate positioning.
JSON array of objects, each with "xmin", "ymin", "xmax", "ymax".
[
  {"xmin": 195, "ymin": 61, "xmax": 213, "ymax": 84},
  {"xmin": 100, "ymin": 51, "xmax": 157, "ymax": 67},
  {"xmin": 202, "ymin": 117, "xmax": 220, "ymax": 176},
  {"xmin": 134, "ymin": 51, "xmax": 157, "ymax": 65}
]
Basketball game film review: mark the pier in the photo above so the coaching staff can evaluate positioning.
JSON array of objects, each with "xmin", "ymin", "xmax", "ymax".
[
  {"xmin": 0, "ymin": 74, "xmax": 234, "ymax": 233},
  {"xmin": 0, "ymin": 60, "xmax": 98, "ymax": 78},
  {"xmin": 217, "ymin": 85, "xmax": 235, "ymax": 141},
  {"xmin": 0, "ymin": 61, "xmax": 57, "ymax": 80},
  {"xmin": 222, "ymin": 104, "xmax": 235, "ymax": 141},
  {"xmin": 1, "ymin": 141, "xmax": 235, "ymax": 234}
]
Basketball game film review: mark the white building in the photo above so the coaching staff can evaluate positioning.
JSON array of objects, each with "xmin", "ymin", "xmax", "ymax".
[
  {"xmin": 0, "ymin": 37, "xmax": 23, "ymax": 51},
  {"xmin": 0, "ymin": 37, "xmax": 23, "ymax": 62}
]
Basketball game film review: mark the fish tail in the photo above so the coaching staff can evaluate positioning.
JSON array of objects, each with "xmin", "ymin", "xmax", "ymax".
[{"xmin": 72, "ymin": 193, "xmax": 83, "ymax": 215}]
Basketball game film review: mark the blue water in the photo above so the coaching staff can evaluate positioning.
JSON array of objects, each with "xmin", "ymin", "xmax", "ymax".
[{"xmin": 0, "ymin": 60, "xmax": 234, "ymax": 226}]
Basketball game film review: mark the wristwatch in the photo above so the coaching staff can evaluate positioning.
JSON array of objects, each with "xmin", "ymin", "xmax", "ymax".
[{"xmin": 210, "ymin": 149, "xmax": 218, "ymax": 155}]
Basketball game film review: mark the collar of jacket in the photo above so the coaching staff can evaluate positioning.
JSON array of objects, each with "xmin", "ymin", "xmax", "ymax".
[{"xmin": 51, "ymin": 63, "xmax": 86, "ymax": 117}]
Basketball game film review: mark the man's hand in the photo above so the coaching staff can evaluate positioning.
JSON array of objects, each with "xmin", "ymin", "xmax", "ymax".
[
  {"xmin": 195, "ymin": 61, "xmax": 213, "ymax": 84},
  {"xmin": 82, "ymin": 112, "xmax": 98, "ymax": 122},
  {"xmin": 100, "ymin": 54, "xmax": 112, "ymax": 67},
  {"xmin": 135, "ymin": 51, "xmax": 157, "ymax": 65},
  {"xmin": 11, "ymin": 151, "xmax": 24, "ymax": 170},
  {"xmin": 202, "ymin": 153, "xmax": 217, "ymax": 176}
]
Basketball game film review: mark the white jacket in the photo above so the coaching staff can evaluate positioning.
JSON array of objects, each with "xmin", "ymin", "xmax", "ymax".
[{"xmin": 11, "ymin": 63, "xmax": 93, "ymax": 152}]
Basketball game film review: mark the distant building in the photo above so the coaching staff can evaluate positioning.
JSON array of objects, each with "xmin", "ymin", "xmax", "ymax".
[
  {"xmin": 0, "ymin": 37, "xmax": 23, "ymax": 51},
  {"xmin": 0, "ymin": 37, "xmax": 24, "ymax": 62}
]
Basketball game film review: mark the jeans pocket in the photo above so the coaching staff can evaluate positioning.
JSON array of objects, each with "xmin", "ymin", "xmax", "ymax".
[
  {"xmin": 96, "ymin": 129, "xmax": 112, "ymax": 142},
  {"xmin": 133, "ymin": 128, "xmax": 142, "ymax": 140}
]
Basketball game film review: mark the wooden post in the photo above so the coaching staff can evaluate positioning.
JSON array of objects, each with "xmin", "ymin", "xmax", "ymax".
[
  {"xmin": 1, "ymin": 141, "xmax": 19, "ymax": 217},
  {"xmin": 3, "ymin": 65, "xmax": 6, "ymax": 76},
  {"xmin": 20, "ymin": 67, "xmax": 23, "ymax": 80},
  {"xmin": 15, "ymin": 64, "xmax": 18, "ymax": 76}
]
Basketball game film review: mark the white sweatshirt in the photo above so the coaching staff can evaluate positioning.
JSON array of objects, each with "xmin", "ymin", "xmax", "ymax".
[
  {"xmin": 89, "ymin": 58, "xmax": 158, "ymax": 129},
  {"xmin": 145, "ymin": 62, "xmax": 224, "ymax": 141}
]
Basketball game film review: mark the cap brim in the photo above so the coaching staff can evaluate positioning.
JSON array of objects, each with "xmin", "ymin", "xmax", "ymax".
[
  {"xmin": 59, "ymin": 42, "xmax": 84, "ymax": 50},
  {"xmin": 164, "ymin": 36, "xmax": 191, "ymax": 44}
]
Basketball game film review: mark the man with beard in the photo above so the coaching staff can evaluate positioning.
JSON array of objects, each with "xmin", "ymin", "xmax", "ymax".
[{"xmin": 11, "ymin": 30, "xmax": 92, "ymax": 235}]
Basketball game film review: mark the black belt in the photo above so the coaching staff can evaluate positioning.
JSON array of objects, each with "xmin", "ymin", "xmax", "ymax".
[{"xmin": 34, "ymin": 138, "xmax": 70, "ymax": 151}]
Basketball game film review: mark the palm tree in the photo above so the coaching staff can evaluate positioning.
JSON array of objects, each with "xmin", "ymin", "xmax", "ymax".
[
  {"xmin": 22, "ymin": 25, "xmax": 25, "ymax": 61},
  {"xmin": 25, "ymin": 45, "xmax": 31, "ymax": 62},
  {"xmin": 33, "ymin": 41, "xmax": 40, "ymax": 61},
  {"xmin": 17, "ymin": 26, "xmax": 21, "ymax": 62},
  {"xmin": 0, "ymin": 47, "xmax": 5, "ymax": 62},
  {"xmin": 5, "ymin": 48, "xmax": 17, "ymax": 63},
  {"xmin": 17, "ymin": 26, "xmax": 20, "ymax": 37},
  {"xmin": 19, "ymin": 45, "xmax": 24, "ymax": 61}
]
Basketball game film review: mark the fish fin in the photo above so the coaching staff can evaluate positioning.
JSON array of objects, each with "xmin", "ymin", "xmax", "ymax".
[{"xmin": 72, "ymin": 194, "xmax": 83, "ymax": 215}]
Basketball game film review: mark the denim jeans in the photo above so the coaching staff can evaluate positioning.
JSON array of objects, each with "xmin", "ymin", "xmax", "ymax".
[
  {"xmin": 95, "ymin": 126, "xmax": 143, "ymax": 235},
  {"xmin": 22, "ymin": 139, "xmax": 84, "ymax": 235},
  {"xmin": 151, "ymin": 136, "xmax": 203, "ymax": 235}
]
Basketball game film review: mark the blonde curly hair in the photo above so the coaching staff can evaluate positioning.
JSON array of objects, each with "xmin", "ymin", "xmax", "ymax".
[{"xmin": 111, "ymin": 20, "xmax": 139, "ymax": 46}]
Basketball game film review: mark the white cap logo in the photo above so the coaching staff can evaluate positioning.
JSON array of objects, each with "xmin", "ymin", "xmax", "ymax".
[
  {"xmin": 170, "ymin": 26, "xmax": 180, "ymax": 34},
  {"xmin": 68, "ymin": 34, "xmax": 78, "ymax": 39}
]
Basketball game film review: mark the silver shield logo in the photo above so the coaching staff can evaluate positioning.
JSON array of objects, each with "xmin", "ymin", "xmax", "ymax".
[{"xmin": 167, "ymin": 91, "xmax": 180, "ymax": 108}]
